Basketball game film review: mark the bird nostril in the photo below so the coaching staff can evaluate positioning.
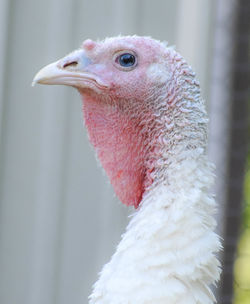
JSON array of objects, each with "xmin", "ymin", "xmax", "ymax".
[{"xmin": 63, "ymin": 61, "xmax": 78, "ymax": 69}]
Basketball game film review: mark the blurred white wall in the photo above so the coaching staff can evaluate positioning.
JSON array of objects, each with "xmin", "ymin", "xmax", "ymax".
[{"xmin": 0, "ymin": 1, "xmax": 216, "ymax": 303}]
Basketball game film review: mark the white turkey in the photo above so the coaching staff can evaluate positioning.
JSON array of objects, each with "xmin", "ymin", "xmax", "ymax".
[{"xmin": 33, "ymin": 36, "xmax": 221, "ymax": 304}]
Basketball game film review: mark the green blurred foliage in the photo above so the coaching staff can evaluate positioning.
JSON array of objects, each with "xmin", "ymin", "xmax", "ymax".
[{"xmin": 234, "ymin": 156, "xmax": 250, "ymax": 303}]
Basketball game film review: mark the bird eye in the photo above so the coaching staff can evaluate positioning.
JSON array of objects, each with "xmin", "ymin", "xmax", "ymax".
[{"xmin": 117, "ymin": 53, "xmax": 136, "ymax": 68}]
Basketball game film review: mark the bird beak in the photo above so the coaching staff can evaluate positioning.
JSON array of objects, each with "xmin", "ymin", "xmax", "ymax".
[{"xmin": 32, "ymin": 49, "xmax": 108, "ymax": 90}]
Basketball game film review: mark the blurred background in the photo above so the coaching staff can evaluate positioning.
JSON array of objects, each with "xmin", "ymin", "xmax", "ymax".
[{"xmin": 0, "ymin": 0, "xmax": 249, "ymax": 303}]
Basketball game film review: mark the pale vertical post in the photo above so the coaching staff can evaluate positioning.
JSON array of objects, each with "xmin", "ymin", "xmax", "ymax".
[
  {"xmin": 0, "ymin": 0, "xmax": 9, "ymax": 146},
  {"xmin": 176, "ymin": 0, "xmax": 215, "ymax": 100}
]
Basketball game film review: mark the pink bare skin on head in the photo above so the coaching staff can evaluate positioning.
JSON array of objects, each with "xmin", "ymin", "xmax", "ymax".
[
  {"xmin": 82, "ymin": 39, "xmax": 96, "ymax": 51},
  {"xmin": 82, "ymin": 95, "xmax": 147, "ymax": 208},
  {"xmin": 78, "ymin": 37, "xmax": 169, "ymax": 207},
  {"xmin": 33, "ymin": 36, "xmax": 184, "ymax": 208}
]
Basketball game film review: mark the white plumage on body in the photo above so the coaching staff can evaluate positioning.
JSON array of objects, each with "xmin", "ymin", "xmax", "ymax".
[{"xmin": 90, "ymin": 157, "xmax": 221, "ymax": 304}]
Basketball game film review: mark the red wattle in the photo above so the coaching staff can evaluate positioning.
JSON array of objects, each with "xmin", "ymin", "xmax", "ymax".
[{"xmin": 82, "ymin": 95, "xmax": 147, "ymax": 208}]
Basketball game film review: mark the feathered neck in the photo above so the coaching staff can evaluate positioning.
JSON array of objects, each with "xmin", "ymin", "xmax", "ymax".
[
  {"xmin": 89, "ymin": 151, "xmax": 221, "ymax": 304},
  {"xmin": 83, "ymin": 47, "xmax": 221, "ymax": 303}
]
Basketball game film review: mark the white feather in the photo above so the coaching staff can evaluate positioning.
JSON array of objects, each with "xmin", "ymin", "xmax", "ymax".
[{"xmin": 89, "ymin": 154, "xmax": 221, "ymax": 304}]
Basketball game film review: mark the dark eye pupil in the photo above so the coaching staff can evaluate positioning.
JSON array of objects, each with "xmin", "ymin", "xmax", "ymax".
[{"xmin": 119, "ymin": 53, "xmax": 136, "ymax": 67}]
